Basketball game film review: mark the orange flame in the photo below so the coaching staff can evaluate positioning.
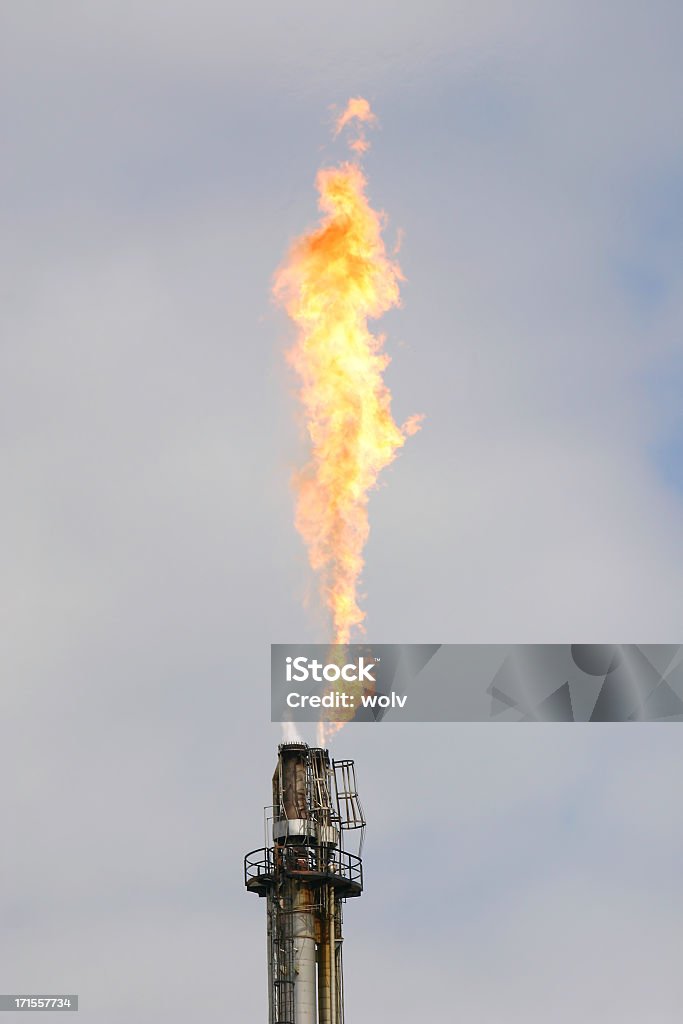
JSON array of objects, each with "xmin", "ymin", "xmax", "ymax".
[
  {"xmin": 274, "ymin": 97, "xmax": 421, "ymax": 652},
  {"xmin": 333, "ymin": 96, "xmax": 377, "ymax": 154}
]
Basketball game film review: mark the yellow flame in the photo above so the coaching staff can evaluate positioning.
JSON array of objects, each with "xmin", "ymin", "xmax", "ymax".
[
  {"xmin": 333, "ymin": 96, "xmax": 377, "ymax": 154},
  {"xmin": 274, "ymin": 97, "xmax": 421, "ymax": 660}
]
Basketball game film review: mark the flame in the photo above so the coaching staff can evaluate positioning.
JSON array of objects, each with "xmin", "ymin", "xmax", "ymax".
[
  {"xmin": 333, "ymin": 96, "xmax": 376, "ymax": 154},
  {"xmin": 275, "ymin": 98, "xmax": 421, "ymax": 736}
]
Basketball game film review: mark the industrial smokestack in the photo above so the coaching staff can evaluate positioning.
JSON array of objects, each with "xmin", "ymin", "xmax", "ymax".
[{"xmin": 245, "ymin": 743, "xmax": 365, "ymax": 1024}]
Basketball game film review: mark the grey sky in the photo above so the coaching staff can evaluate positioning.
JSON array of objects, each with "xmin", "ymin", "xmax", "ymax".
[{"xmin": 2, "ymin": 1, "xmax": 683, "ymax": 1020}]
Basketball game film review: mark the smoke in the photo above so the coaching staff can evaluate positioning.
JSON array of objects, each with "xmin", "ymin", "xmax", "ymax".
[{"xmin": 282, "ymin": 720, "xmax": 302, "ymax": 743}]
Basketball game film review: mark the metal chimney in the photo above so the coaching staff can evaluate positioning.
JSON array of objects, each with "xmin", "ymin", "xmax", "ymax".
[{"xmin": 245, "ymin": 743, "xmax": 365, "ymax": 1024}]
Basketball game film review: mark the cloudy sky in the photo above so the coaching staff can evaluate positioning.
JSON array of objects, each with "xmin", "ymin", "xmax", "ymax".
[{"xmin": 2, "ymin": 1, "xmax": 682, "ymax": 1020}]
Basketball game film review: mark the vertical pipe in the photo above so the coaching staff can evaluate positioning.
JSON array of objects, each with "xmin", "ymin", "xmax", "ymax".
[
  {"xmin": 267, "ymin": 897, "xmax": 275, "ymax": 1024},
  {"xmin": 317, "ymin": 886, "xmax": 332, "ymax": 1024},
  {"xmin": 292, "ymin": 883, "xmax": 317, "ymax": 1024},
  {"xmin": 329, "ymin": 887, "xmax": 337, "ymax": 1024},
  {"xmin": 277, "ymin": 746, "xmax": 317, "ymax": 1024}
]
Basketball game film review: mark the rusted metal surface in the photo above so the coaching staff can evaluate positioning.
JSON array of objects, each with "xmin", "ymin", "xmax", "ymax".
[
  {"xmin": 246, "ymin": 743, "xmax": 365, "ymax": 1024},
  {"xmin": 275, "ymin": 742, "xmax": 309, "ymax": 821}
]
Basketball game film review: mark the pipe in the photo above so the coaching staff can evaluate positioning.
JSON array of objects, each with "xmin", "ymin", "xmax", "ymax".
[
  {"xmin": 329, "ymin": 886, "xmax": 337, "ymax": 1024},
  {"xmin": 292, "ymin": 884, "xmax": 317, "ymax": 1024},
  {"xmin": 317, "ymin": 888, "xmax": 332, "ymax": 1024},
  {"xmin": 267, "ymin": 899, "xmax": 274, "ymax": 1024}
]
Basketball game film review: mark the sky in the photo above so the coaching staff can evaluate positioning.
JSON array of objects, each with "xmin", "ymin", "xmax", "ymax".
[{"xmin": 2, "ymin": 1, "xmax": 683, "ymax": 1021}]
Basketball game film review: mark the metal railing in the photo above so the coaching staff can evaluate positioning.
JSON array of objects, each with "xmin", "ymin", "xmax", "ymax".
[{"xmin": 245, "ymin": 845, "xmax": 363, "ymax": 895}]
